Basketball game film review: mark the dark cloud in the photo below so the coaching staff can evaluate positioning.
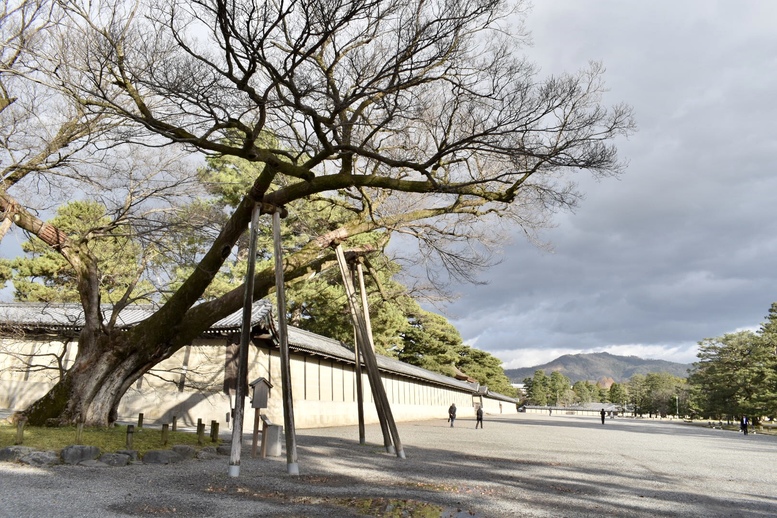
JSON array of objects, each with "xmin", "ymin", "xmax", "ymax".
[{"xmin": 448, "ymin": 1, "xmax": 777, "ymax": 368}]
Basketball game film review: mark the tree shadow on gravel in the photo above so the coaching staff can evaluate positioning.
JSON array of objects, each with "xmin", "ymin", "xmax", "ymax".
[{"xmin": 233, "ymin": 429, "xmax": 777, "ymax": 517}]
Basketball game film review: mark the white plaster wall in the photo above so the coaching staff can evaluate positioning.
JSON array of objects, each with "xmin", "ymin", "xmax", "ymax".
[{"xmin": 1, "ymin": 337, "xmax": 516, "ymax": 430}]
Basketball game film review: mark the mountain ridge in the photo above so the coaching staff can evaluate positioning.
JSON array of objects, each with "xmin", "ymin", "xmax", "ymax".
[{"xmin": 504, "ymin": 352, "xmax": 692, "ymax": 384}]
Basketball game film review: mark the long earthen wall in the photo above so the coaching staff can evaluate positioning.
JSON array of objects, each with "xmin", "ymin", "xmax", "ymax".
[{"xmin": 0, "ymin": 337, "xmax": 517, "ymax": 429}]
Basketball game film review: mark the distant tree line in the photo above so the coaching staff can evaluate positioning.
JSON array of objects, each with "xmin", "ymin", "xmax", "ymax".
[
  {"xmin": 521, "ymin": 303, "xmax": 777, "ymax": 423},
  {"xmin": 521, "ymin": 370, "xmax": 688, "ymax": 417}
]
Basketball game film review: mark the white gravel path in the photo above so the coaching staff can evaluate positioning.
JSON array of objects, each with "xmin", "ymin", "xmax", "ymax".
[{"xmin": 2, "ymin": 412, "xmax": 775, "ymax": 517}]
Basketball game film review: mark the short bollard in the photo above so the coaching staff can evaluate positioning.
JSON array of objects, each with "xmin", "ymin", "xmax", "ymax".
[
  {"xmin": 15, "ymin": 417, "xmax": 26, "ymax": 445},
  {"xmin": 137, "ymin": 413, "xmax": 144, "ymax": 429},
  {"xmin": 172, "ymin": 416, "xmax": 177, "ymax": 432},
  {"xmin": 162, "ymin": 424, "xmax": 169, "ymax": 446},
  {"xmin": 197, "ymin": 421, "xmax": 205, "ymax": 446},
  {"xmin": 126, "ymin": 424, "xmax": 135, "ymax": 449},
  {"xmin": 211, "ymin": 421, "xmax": 219, "ymax": 442}
]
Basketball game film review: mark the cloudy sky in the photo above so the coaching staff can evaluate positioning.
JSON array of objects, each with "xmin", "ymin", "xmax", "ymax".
[{"xmin": 448, "ymin": 1, "xmax": 777, "ymax": 369}]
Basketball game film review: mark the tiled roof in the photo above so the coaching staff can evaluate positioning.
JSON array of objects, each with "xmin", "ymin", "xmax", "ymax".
[
  {"xmin": 0, "ymin": 301, "xmax": 273, "ymax": 333},
  {"xmin": 285, "ymin": 326, "xmax": 475, "ymax": 392}
]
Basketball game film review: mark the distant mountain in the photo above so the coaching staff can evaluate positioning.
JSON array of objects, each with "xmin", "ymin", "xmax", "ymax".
[{"xmin": 504, "ymin": 352, "xmax": 692, "ymax": 384}]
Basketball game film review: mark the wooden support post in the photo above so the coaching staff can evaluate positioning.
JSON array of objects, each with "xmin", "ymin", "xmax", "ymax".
[
  {"xmin": 354, "ymin": 328, "xmax": 365, "ymax": 445},
  {"xmin": 75, "ymin": 422, "xmax": 84, "ymax": 445},
  {"xmin": 197, "ymin": 421, "xmax": 205, "ymax": 446},
  {"xmin": 137, "ymin": 413, "xmax": 144, "ymax": 429},
  {"xmin": 228, "ymin": 203, "xmax": 260, "ymax": 478},
  {"xmin": 352, "ymin": 265, "xmax": 391, "ymax": 452},
  {"xmin": 251, "ymin": 408, "xmax": 261, "ymax": 458},
  {"xmin": 162, "ymin": 424, "xmax": 169, "ymax": 446},
  {"xmin": 260, "ymin": 417, "xmax": 269, "ymax": 459},
  {"xmin": 335, "ymin": 244, "xmax": 405, "ymax": 458},
  {"xmin": 211, "ymin": 420, "xmax": 219, "ymax": 442},
  {"xmin": 172, "ymin": 416, "xmax": 177, "ymax": 432},
  {"xmin": 126, "ymin": 425, "xmax": 134, "ymax": 449},
  {"xmin": 273, "ymin": 210, "xmax": 299, "ymax": 475},
  {"xmin": 355, "ymin": 258, "xmax": 403, "ymax": 455},
  {"xmin": 15, "ymin": 417, "xmax": 26, "ymax": 445}
]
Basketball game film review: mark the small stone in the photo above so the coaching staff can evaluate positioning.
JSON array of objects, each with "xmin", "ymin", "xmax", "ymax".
[
  {"xmin": 61, "ymin": 445, "xmax": 100, "ymax": 465},
  {"xmin": 20, "ymin": 450, "xmax": 60, "ymax": 467},
  {"xmin": 196, "ymin": 447, "xmax": 219, "ymax": 460},
  {"xmin": 142, "ymin": 450, "xmax": 183, "ymax": 464},
  {"xmin": 79, "ymin": 459, "xmax": 110, "ymax": 468},
  {"xmin": 98, "ymin": 453, "xmax": 130, "ymax": 467},
  {"xmin": 115, "ymin": 449, "xmax": 139, "ymax": 462},
  {"xmin": 216, "ymin": 444, "xmax": 231, "ymax": 455},
  {"xmin": 0, "ymin": 446, "xmax": 35, "ymax": 462},
  {"xmin": 171, "ymin": 445, "xmax": 196, "ymax": 459}
]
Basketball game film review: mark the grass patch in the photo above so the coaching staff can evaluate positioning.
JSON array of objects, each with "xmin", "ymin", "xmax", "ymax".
[{"xmin": 0, "ymin": 422, "xmax": 218, "ymax": 454}]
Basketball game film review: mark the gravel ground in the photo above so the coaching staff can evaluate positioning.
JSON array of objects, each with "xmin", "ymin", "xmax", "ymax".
[{"xmin": 2, "ymin": 412, "xmax": 776, "ymax": 517}]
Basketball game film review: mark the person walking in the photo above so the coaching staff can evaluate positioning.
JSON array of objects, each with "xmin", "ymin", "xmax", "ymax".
[
  {"xmin": 475, "ymin": 406, "xmax": 484, "ymax": 429},
  {"xmin": 600, "ymin": 408, "xmax": 606, "ymax": 425},
  {"xmin": 448, "ymin": 403, "xmax": 457, "ymax": 427},
  {"xmin": 741, "ymin": 415, "xmax": 749, "ymax": 435}
]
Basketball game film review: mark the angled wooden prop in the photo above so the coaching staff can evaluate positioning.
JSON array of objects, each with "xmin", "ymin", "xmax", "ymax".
[
  {"xmin": 352, "ymin": 260, "xmax": 391, "ymax": 451},
  {"xmin": 334, "ymin": 244, "xmax": 405, "ymax": 458},
  {"xmin": 273, "ymin": 210, "xmax": 299, "ymax": 474}
]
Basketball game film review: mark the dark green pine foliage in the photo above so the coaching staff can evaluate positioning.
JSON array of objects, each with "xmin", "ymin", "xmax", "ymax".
[
  {"xmin": 0, "ymin": 201, "xmax": 152, "ymax": 303},
  {"xmin": 524, "ymin": 370, "xmax": 550, "ymax": 405},
  {"xmin": 689, "ymin": 330, "xmax": 777, "ymax": 421}
]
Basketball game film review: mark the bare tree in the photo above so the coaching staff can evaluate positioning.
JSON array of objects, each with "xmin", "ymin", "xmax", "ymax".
[
  {"xmin": 9, "ymin": 0, "xmax": 633, "ymax": 425},
  {"xmin": 0, "ymin": 1, "xmax": 121, "ymax": 238}
]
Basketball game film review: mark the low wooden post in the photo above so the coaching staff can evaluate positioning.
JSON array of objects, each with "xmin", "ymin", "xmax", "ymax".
[
  {"xmin": 211, "ymin": 421, "xmax": 219, "ymax": 442},
  {"xmin": 162, "ymin": 424, "xmax": 169, "ymax": 446},
  {"xmin": 126, "ymin": 425, "xmax": 135, "ymax": 449},
  {"xmin": 260, "ymin": 417, "xmax": 270, "ymax": 459},
  {"xmin": 15, "ymin": 417, "xmax": 26, "ymax": 445},
  {"xmin": 197, "ymin": 421, "xmax": 205, "ymax": 446},
  {"xmin": 251, "ymin": 409, "xmax": 261, "ymax": 458},
  {"xmin": 75, "ymin": 422, "xmax": 84, "ymax": 445},
  {"xmin": 172, "ymin": 416, "xmax": 178, "ymax": 432},
  {"xmin": 137, "ymin": 413, "xmax": 144, "ymax": 429}
]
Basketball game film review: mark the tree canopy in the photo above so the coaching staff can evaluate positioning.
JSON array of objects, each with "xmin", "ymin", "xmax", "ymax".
[
  {"xmin": 689, "ymin": 329, "xmax": 777, "ymax": 421},
  {"xmin": 0, "ymin": 0, "xmax": 633, "ymax": 425}
]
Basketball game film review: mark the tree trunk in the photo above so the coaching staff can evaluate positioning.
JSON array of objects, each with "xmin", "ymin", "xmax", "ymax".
[
  {"xmin": 24, "ymin": 332, "xmax": 163, "ymax": 427},
  {"xmin": 18, "ymin": 210, "xmax": 386, "ymax": 426}
]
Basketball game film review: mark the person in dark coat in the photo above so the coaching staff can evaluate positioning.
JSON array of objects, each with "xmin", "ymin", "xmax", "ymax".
[
  {"xmin": 448, "ymin": 403, "xmax": 457, "ymax": 427},
  {"xmin": 741, "ymin": 415, "xmax": 749, "ymax": 435},
  {"xmin": 475, "ymin": 406, "xmax": 483, "ymax": 429},
  {"xmin": 600, "ymin": 408, "xmax": 606, "ymax": 425}
]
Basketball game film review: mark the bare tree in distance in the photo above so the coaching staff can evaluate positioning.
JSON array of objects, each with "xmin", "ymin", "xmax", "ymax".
[{"xmin": 8, "ymin": 0, "xmax": 634, "ymax": 425}]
